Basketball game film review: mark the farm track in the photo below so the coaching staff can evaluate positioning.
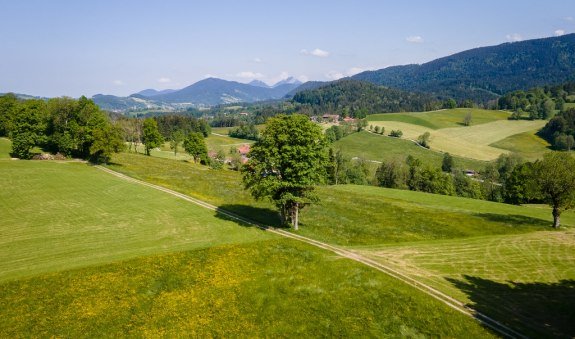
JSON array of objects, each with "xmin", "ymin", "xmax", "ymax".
[{"xmin": 96, "ymin": 165, "xmax": 525, "ymax": 338}]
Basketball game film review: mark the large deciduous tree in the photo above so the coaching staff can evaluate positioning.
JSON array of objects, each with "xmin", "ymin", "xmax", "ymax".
[
  {"xmin": 532, "ymin": 152, "xmax": 575, "ymax": 228},
  {"xmin": 241, "ymin": 114, "xmax": 329, "ymax": 230},
  {"xmin": 10, "ymin": 100, "xmax": 48, "ymax": 159},
  {"xmin": 142, "ymin": 118, "xmax": 163, "ymax": 156}
]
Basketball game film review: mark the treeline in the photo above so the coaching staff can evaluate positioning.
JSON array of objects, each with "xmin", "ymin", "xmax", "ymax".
[
  {"xmin": 229, "ymin": 123, "xmax": 259, "ymax": 140},
  {"xmin": 540, "ymin": 108, "xmax": 575, "ymax": 150},
  {"xmin": 153, "ymin": 115, "xmax": 210, "ymax": 139},
  {"xmin": 497, "ymin": 82, "xmax": 575, "ymax": 119},
  {"xmin": 0, "ymin": 94, "xmax": 123, "ymax": 162},
  {"xmin": 326, "ymin": 148, "xmax": 549, "ymax": 206},
  {"xmin": 292, "ymin": 79, "xmax": 439, "ymax": 118}
]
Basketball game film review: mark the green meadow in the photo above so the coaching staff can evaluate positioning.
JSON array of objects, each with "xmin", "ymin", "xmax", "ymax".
[
  {"xmin": 0, "ymin": 143, "xmax": 493, "ymax": 337},
  {"xmin": 367, "ymin": 109, "xmax": 548, "ymax": 161}
]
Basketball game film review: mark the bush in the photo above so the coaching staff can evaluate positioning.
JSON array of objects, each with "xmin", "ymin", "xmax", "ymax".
[{"xmin": 389, "ymin": 130, "xmax": 403, "ymax": 138}]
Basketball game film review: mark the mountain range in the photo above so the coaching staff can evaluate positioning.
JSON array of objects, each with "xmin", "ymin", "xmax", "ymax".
[
  {"xmin": 351, "ymin": 33, "xmax": 575, "ymax": 102},
  {"xmin": 92, "ymin": 77, "xmax": 302, "ymax": 111}
]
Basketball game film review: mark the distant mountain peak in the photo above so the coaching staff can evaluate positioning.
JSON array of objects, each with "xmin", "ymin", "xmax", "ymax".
[
  {"xmin": 273, "ymin": 77, "xmax": 302, "ymax": 88},
  {"xmin": 248, "ymin": 80, "xmax": 270, "ymax": 88},
  {"xmin": 134, "ymin": 88, "xmax": 177, "ymax": 97}
]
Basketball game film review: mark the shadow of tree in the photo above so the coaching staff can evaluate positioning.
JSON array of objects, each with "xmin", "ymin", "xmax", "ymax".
[
  {"xmin": 447, "ymin": 275, "xmax": 575, "ymax": 338},
  {"xmin": 214, "ymin": 204, "xmax": 287, "ymax": 229},
  {"xmin": 474, "ymin": 213, "xmax": 549, "ymax": 228}
]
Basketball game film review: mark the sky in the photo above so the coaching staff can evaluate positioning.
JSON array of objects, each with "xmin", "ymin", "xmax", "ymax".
[{"xmin": 1, "ymin": 0, "xmax": 575, "ymax": 98}]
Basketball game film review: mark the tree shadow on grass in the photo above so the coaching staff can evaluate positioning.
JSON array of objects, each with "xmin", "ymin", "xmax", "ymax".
[
  {"xmin": 446, "ymin": 275, "xmax": 575, "ymax": 338},
  {"xmin": 473, "ymin": 213, "xmax": 549, "ymax": 229},
  {"xmin": 214, "ymin": 204, "xmax": 288, "ymax": 229}
]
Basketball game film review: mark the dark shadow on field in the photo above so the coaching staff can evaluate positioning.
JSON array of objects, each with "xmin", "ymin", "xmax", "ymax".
[
  {"xmin": 447, "ymin": 275, "xmax": 575, "ymax": 338},
  {"xmin": 215, "ymin": 204, "xmax": 287, "ymax": 229},
  {"xmin": 474, "ymin": 213, "xmax": 548, "ymax": 228}
]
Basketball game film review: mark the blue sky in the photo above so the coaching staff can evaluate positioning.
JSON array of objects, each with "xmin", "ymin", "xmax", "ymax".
[{"xmin": 1, "ymin": 0, "xmax": 574, "ymax": 97}]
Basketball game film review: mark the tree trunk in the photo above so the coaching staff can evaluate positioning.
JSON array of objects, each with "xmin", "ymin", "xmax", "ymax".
[
  {"xmin": 293, "ymin": 202, "xmax": 299, "ymax": 231},
  {"xmin": 552, "ymin": 206, "xmax": 561, "ymax": 229}
]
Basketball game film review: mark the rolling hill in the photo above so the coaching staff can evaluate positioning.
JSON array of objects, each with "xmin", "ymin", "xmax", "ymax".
[{"xmin": 352, "ymin": 34, "xmax": 575, "ymax": 102}]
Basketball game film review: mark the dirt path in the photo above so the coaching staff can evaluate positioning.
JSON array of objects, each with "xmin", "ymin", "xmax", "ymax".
[{"xmin": 95, "ymin": 165, "xmax": 524, "ymax": 338}]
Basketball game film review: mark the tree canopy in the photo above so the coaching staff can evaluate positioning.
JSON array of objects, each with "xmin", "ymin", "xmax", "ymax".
[{"xmin": 241, "ymin": 114, "xmax": 329, "ymax": 229}]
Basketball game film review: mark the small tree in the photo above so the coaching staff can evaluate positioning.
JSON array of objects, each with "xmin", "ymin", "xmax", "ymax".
[
  {"xmin": 169, "ymin": 130, "xmax": 185, "ymax": 157},
  {"xmin": 242, "ymin": 114, "xmax": 329, "ymax": 230},
  {"xmin": 442, "ymin": 153, "xmax": 454, "ymax": 172},
  {"xmin": 390, "ymin": 130, "xmax": 403, "ymax": 138},
  {"xmin": 183, "ymin": 132, "xmax": 208, "ymax": 163},
  {"xmin": 142, "ymin": 118, "xmax": 163, "ymax": 156},
  {"xmin": 417, "ymin": 131, "xmax": 431, "ymax": 148},
  {"xmin": 532, "ymin": 152, "xmax": 575, "ymax": 228},
  {"xmin": 374, "ymin": 126, "xmax": 380, "ymax": 134},
  {"xmin": 463, "ymin": 111, "xmax": 472, "ymax": 126}
]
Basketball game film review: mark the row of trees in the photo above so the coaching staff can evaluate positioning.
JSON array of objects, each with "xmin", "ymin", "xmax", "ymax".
[
  {"xmin": 498, "ymin": 82, "xmax": 575, "ymax": 120},
  {"xmin": 0, "ymin": 94, "xmax": 123, "ymax": 162}
]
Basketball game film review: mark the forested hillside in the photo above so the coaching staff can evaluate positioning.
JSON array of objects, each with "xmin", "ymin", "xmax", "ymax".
[
  {"xmin": 292, "ymin": 79, "xmax": 438, "ymax": 118},
  {"xmin": 352, "ymin": 34, "xmax": 575, "ymax": 102}
]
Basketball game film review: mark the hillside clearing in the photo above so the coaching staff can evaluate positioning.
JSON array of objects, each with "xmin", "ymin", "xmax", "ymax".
[
  {"xmin": 369, "ymin": 119, "xmax": 546, "ymax": 160},
  {"xmin": 369, "ymin": 108, "xmax": 511, "ymax": 129}
]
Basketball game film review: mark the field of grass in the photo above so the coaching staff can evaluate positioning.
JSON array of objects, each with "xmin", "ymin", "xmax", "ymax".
[
  {"xmin": 107, "ymin": 153, "xmax": 573, "ymax": 247},
  {"xmin": 333, "ymin": 131, "xmax": 488, "ymax": 171},
  {"xmin": 205, "ymin": 133, "xmax": 254, "ymax": 154},
  {"xmin": 0, "ymin": 160, "xmax": 273, "ymax": 282},
  {"xmin": 356, "ymin": 230, "xmax": 575, "ymax": 337},
  {"xmin": 565, "ymin": 102, "xmax": 575, "ymax": 109},
  {"xmin": 0, "ymin": 155, "xmax": 494, "ymax": 336},
  {"xmin": 489, "ymin": 128, "xmax": 551, "ymax": 161},
  {"xmin": 369, "ymin": 108, "xmax": 511, "ymax": 129},
  {"xmin": 0, "ymin": 238, "xmax": 493, "ymax": 337},
  {"xmin": 368, "ymin": 109, "xmax": 545, "ymax": 161}
]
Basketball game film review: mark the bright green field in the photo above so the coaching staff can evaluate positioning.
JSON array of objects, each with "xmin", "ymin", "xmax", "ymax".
[
  {"xmin": 366, "ymin": 109, "xmax": 546, "ymax": 161},
  {"xmin": 107, "ymin": 153, "xmax": 572, "ymax": 246},
  {"xmin": 333, "ymin": 131, "xmax": 488, "ymax": 171},
  {"xmin": 489, "ymin": 129, "xmax": 551, "ymax": 161},
  {"xmin": 368, "ymin": 108, "xmax": 511, "ymax": 129},
  {"xmin": 0, "ymin": 160, "xmax": 273, "ymax": 282},
  {"xmin": 0, "ymin": 156, "xmax": 493, "ymax": 337},
  {"xmin": 357, "ymin": 230, "xmax": 575, "ymax": 338}
]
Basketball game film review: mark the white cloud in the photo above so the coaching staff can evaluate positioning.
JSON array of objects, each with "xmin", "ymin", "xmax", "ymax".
[
  {"xmin": 506, "ymin": 33, "xmax": 523, "ymax": 42},
  {"xmin": 253, "ymin": 57, "xmax": 263, "ymax": 63},
  {"xmin": 555, "ymin": 29, "xmax": 566, "ymax": 36},
  {"xmin": 566, "ymin": 16, "xmax": 574, "ymax": 22},
  {"xmin": 300, "ymin": 48, "xmax": 330, "ymax": 57},
  {"xmin": 112, "ymin": 80, "xmax": 124, "ymax": 86},
  {"xmin": 325, "ymin": 71, "xmax": 344, "ymax": 80},
  {"xmin": 297, "ymin": 75, "xmax": 309, "ymax": 83},
  {"xmin": 204, "ymin": 74, "xmax": 216, "ymax": 79},
  {"xmin": 236, "ymin": 71, "xmax": 264, "ymax": 79},
  {"xmin": 406, "ymin": 36, "xmax": 424, "ymax": 43},
  {"xmin": 158, "ymin": 77, "xmax": 171, "ymax": 83}
]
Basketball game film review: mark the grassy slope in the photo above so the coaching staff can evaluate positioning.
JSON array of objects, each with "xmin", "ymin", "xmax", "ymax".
[
  {"xmin": 0, "ymin": 160, "xmax": 273, "ymax": 282},
  {"xmin": 0, "ymin": 239, "xmax": 492, "ymax": 338},
  {"xmin": 357, "ymin": 230, "xmax": 575, "ymax": 338},
  {"xmin": 107, "ymin": 153, "xmax": 573, "ymax": 246},
  {"xmin": 366, "ymin": 109, "xmax": 546, "ymax": 161},
  {"xmin": 0, "ymin": 156, "xmax": 492, "ymax": 337},
  {"xmin": 369, "ymin": 108, "xmax": 511, "ymax": 129},
  {"xmin": 490, "ymin": 128, "xmax": 551, "ymax": 161},
  {"xmin": 333, "ymin": 131, "xmax": 487, "ymax": 171}
]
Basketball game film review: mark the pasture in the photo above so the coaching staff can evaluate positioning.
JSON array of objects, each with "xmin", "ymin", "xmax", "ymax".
[
  {"xmin": 489, "ymin": 128, "xmax": 551, "ymax": 161},
  {"xmin": 0, "ymin": 155, "xmax": 493, "ymax": 337},
  {"xmin": 367, "ymin": 109, "xmax": 547, "ymax": 161},
  {"xmin": 333, "ymin": 131, "xmax": 487, "ymax": 171},
  {"xmin": 357, "ymin": 229, "xmax": 575, "ymax": 337}
]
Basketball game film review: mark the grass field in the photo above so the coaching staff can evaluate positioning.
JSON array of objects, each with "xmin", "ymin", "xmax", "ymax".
[
  {"xmin": 366, "ymin": 109, "xmax": 547, "ymax": 161},
  {"xmin": 107, "ymin": 153, "xmax": 573, "ymax": 246},
  {"xmin": 356, "ymin": 230, "xmax": 575, "ymax": 337},
  {"xmin": 0, "ymin": 153, "xmax": 494, "ymax": 337},
  {"xmin": 369, "ymin": 108, "xmax": 511, "ymax": 129},
  {"xmin": 333, "ymin": 131, "xmax": 488, "ymax": 171},
  {"xmin": 489, "ymin": 128, "xmax": 551, "ymax": 161}
]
